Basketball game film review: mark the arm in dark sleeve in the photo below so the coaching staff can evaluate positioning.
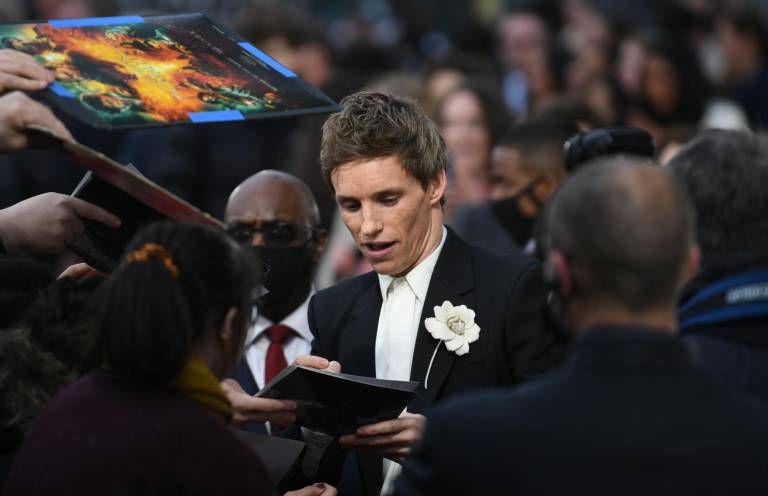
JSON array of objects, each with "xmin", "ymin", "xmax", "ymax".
[
  {"xmin": 392, "ymin": 412, "xmax": 445, "ymax": 496},
  {"xmin": 504, "ymin": 262, "xmax": 568, "ymax": 383}
]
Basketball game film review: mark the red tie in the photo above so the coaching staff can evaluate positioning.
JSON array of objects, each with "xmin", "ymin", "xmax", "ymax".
[{"xmin": 264, "ymin": 324, "xmax": 294, "ymax": 385}]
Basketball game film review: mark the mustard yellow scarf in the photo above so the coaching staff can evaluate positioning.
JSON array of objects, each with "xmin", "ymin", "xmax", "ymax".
[{"xmin": 174, "ymin": 355, "xmax": 232, "ymax": 423}]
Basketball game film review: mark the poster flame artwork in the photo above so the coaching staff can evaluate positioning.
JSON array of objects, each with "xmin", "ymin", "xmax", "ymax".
[{"xmin": 0, "ymin": 13, "xmax": 337, "ymax": 128}]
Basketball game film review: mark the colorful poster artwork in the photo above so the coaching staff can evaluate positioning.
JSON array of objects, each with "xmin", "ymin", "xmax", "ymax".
[{"xmin": 0, "ymin": 14, "xmax": 336, "ymax": 128}]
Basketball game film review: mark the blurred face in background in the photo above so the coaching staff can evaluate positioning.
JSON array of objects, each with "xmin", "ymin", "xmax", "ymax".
[
  {"xmin": 490, "ymin": 145, "xmax": 560, "ymax": 218},
  {"xmin": 439, "ymin": 89, "xmax": 492, "ymax": 181},
  {"xmin": 498, "ymin": 13, "xmax": 548, "ymax": 72},
  {"xmin": 426, "ymin": 69, "xmax": 465, "ymax": 108},
  {"xmin": 490, "ymin": 146, "xmax": 525, "ymax": 200},
  {"xmin": 616, "ymin": 37, "xmax": 646, "ymax": 98},
  {"xmin": 717, "ymin": 20, "xmax": 762, "ymax": 81},
  {"xmin": 33, "ymin": 0, "xmax": 93, "ymax": 18},
  {"xmin": 644, "ymin": 54, "xmax": 679, "ymax": 118}
]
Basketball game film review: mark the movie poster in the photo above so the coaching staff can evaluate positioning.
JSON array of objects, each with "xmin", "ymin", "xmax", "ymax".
[{"xmin": 0, "ymin": 13, "xmax": 338, "ymax": 129}]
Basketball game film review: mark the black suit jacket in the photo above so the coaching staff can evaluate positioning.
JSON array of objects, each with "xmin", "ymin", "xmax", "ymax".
[
  {"xmin": 308, "ymin": 228, "xmax": 563, "ymax": 494},
  {"xmin": 394, "ymin": 326, "xmax": 768, "ymax": 496}
]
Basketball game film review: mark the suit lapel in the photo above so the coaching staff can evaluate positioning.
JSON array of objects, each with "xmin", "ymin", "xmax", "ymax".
[
  {"xmin": 336, "ymin": 274, "xmax": 383, "ymax": 494},
  {"xmin": 339, "ymin": 273, "xmax": 381, "ymax": 378},
  {"xmin": 345, "ymin": 234, "xmax": 476, "ymax": 493},
  {"xmin": 409, "ymin": 228, "xmax": 475, "ymax": 413}
]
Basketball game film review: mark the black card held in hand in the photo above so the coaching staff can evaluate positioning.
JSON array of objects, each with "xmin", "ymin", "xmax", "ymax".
[
  {"xmin": 25, "ymin": 125, "xmax": 222, "ymax": 273},
  {"xmin": 235, "ymin": 430, "xmax": 305, "ymax": 483},
  {"xmin": 257, "ymin": 366, "xmax": 419, "ymax": 436}
]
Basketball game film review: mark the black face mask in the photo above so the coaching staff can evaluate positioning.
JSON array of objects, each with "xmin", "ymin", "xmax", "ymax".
[
  {"xmin": 251, "ymin": 243, "xmax": 315, "ymax": 320},
  {"xmin": 490, "ymin": 178, "xmax": 544, "ymax": 247}
]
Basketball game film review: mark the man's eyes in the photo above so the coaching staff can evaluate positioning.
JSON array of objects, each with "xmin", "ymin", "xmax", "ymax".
[
  {"xmin": 341, "ymin": 201, "xmax": 360, "ymax": 211},
  {"xmin": 339, "ymin": 195, "xmax": 399, "ymax": 210}
]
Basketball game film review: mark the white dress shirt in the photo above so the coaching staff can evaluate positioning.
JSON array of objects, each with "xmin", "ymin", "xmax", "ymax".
[
  {"xmin": 376, "ymin": 227, "xmax": 447, "ymax": 495},
  {"xmin": 243, "ymin": 290, "xmax": 314, "ymax": 389}
]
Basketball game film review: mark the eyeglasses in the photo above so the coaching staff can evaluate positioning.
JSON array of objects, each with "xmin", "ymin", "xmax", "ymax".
[{"xmin": 227, "ymin": 221, "xmax": 316, "ymax": 247}]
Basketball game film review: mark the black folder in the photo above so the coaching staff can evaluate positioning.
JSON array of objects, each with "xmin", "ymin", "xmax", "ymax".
[
  {"xmin": 257, "ymin": 366, "xmax": 419, "ymax": 436},
  {"xmin": 25, "ymin": 125, "xmax": 223, "ymax": 273},
  {"xmin": 235, "ymin": 430, "xmax": 305, "ymax": 483}
]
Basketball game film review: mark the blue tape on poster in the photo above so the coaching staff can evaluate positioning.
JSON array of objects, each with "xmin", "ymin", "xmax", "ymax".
[
  {"xmin": 188, "ymin": 110, "xmax": 245, "ymax": 123},
  {"xmin": 238, "ymin": 42, "xmax": 297, "ymax": 78},
  {"xmin": 49, "ymin": 83, "xmax": 76, "ymax": 98},
  {"xmin": 49, "ymin": 16, "xmax": 145, "ymax": 28}
]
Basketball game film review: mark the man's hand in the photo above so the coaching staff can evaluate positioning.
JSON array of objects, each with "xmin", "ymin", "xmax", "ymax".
[
  {"xmin": 58, "ymin": 262, "xmax": 101, "ymax": 281},
  {"xmin": 0, "ymin": 92, "xmax": 73, "ymax": 152},
  {"xmin": 294, "ymin": 355, "xmax": 342, "ymax": 373},
  {"xmin": 284, "ymin": 483, "xmax": 337, "ymax": 496},
  {"xmin": 339, "ymin": 412, "xmax": 426, "ymax": 463},
  {"xmin": 0, "ymin": 49, "xmax": 54, "ymax": 95},
  {"xmin": 220, "ymin": 378, "xmax": 297, "ymax": 425},
  {"xmin": 0, "ymin": 193, "xmax": 120, "ymax": 256}
]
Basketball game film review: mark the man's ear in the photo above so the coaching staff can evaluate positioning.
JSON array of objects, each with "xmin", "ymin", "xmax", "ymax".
[
  {"xmin": 428, "ymin": 169, "xmax": 447, "ymax": 206},
  {"xmin": 547, "ymin": 250, "xmax": 572, "ymax": 299},
  {"xmin": 313, "ymin": 228, "xmax": 329, "ymax": 263},
  {"xmin": 680, "ymin": 244, "xmax": 701, "ymax": 286}
]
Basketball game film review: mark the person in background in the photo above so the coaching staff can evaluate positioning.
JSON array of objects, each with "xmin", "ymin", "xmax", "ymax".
[
  {"xmin": 626, "ymin": 36, "xmax": 710, "ymax": 142},
  {"xmin": 667, "ymin": 130, "xmax": 768, "ymax": 401},
  {"xmin": 0, "ymin": 271, "xmax": 101, "ymax": 485},
  {"xmin": 233, "ymin": 3, "xmax": 331, "ymax": 90},
  {"xmin": 0, "ymin": 50, "xmax": 121, "ymax": 257},
  {"xmin": 717, "ymin": 7, "xmax": 768, "ymax": 128},
  {"xmin": 435, "ymin": 78, "xmax": 513, "ymax": 221},
  {"xmin": 451, "ymin": 118, "xmax": 577, "ymax": 256},
  {"xmin": 496, "ymin": 9, "xmax": 551, "ymax": 117},
  {"xmin": 4, "ymin": 221, "xmax": 332, "ymax": 496},
  {"xmin": 0, "ymin": 191, "xmax": 120, "ymax": 257},
  {"xmin": 422, "ymin": 51, "xmax": 499, "ymax": 115},
  {"xmin": 221, "ymin": 170, "xmax": 328, "ymax": 432},
  {"xmin": 394, "ymin": 159, "xmax": 768, "ymax": 496}
]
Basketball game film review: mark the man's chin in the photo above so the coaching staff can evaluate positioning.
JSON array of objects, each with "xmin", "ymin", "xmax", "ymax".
[{"xmin": 368, "ymin": 258, "xmax": 398, "ymax": 276}]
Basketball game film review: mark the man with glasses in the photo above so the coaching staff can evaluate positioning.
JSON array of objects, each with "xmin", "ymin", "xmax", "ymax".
[{"xmin": 221, "ymin": 169, "xmax": 327, "ymax": 432}]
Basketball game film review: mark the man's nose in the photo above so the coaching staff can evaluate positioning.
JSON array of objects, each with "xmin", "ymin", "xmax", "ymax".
[
  {"xmin": 250, "ymin": 231, "xmax": 266, "ymax": 247},
  {"xmin": 360, "ymin": 207, "xmax": 382, "ymax": 237}
]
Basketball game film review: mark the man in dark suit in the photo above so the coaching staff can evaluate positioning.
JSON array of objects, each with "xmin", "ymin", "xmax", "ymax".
[
  {"xmin": 297, "ymin": 91, "xmax": 563, "ymax": 495},
  {"xmin": 394, "ymin": 159, "xmax": 768, "ymax": 496},
  {"xmin": 220, "ymin": 170, "xmax": 328, "ymax": 434}
]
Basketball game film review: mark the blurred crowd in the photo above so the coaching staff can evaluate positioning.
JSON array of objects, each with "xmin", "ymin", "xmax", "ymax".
[
  {"xmin": 2, "ymin": 1, "xmax": 768, "ymax": 494},
  {"xmin": 1, "ymin": 0, "xmax": 768, "ymax": 285}
]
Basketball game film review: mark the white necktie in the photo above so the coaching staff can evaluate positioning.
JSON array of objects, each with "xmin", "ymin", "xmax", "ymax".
[
  {"xmin": 379, "ymin": 277, "xmax": 417, "ymax": 495},
  {"xmin": 379, "ymin": 277, "xmax": 417, "ymax": 381}
]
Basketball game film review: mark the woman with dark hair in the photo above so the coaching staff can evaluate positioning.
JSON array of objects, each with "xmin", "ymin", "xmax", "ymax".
[
  {"xmin": 718, "ymin": 7, "xmax": 768, "ymax": 127},
  {"xmin": 435, "ymin": 78, "xmax": 514, "ymax": 219},
  {"xmin": 3, "ymin": 221, "xmax": 324, "ymax": 495}
]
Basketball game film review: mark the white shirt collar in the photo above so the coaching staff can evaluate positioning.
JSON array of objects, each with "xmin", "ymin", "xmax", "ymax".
[
  {"xmin": 245, "ymin": 288, "xmax": 315, "ymax": 347},
  {"xmin": 378, "ymin": 226, "xmax": 447, "ymax": 302}
]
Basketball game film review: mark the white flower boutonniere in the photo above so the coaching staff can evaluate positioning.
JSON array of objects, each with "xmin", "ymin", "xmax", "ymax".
[
  {"xmin": 423, "ymin": 301, "xmax": 481, "ymax": 389},
  {"xmin": 425, "ymin": 300, "xmax": 481, "ymax": 356}
]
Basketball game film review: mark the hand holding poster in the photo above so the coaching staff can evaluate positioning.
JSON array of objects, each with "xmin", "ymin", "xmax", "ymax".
[{"xmin": 0, "ymin": 13, "xmax": 338, "ymax": 129}]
